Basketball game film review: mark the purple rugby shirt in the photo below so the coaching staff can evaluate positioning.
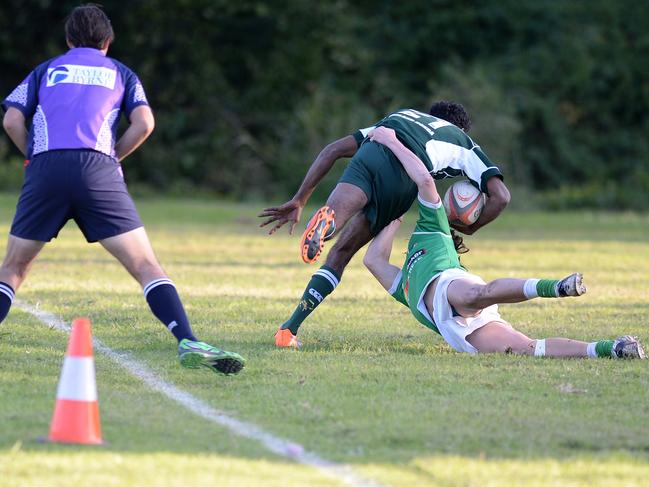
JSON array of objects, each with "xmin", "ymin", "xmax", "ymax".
[{"xmin": 2, "ymin": 47, "xmax": 149, "ymax": 160}]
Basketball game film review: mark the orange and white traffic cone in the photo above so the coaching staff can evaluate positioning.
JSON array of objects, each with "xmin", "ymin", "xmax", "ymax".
[{"xmin": 48, "ymin": 317, "xmax": 102, "ymax": 445}]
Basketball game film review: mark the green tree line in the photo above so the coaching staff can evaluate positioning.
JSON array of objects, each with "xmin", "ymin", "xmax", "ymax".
[{"xmin": 1, "ymin": 0, "xmax": 648, "ymax": 208}]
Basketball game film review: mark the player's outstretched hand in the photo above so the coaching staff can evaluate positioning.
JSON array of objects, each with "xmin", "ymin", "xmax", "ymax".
[{"xmin": 259, "ymin": 199, "xmax": 303, "ymax": 235}]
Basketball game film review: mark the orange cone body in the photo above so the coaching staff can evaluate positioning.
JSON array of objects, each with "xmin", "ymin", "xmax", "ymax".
[{"xmin": 48, "ymin": 318, "xmax": 102, "ymax": 445}]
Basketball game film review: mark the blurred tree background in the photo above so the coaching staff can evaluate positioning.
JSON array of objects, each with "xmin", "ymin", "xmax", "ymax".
[{"xmin": 1, "ymin": 0, "xmax": 648, "ymax": 208}]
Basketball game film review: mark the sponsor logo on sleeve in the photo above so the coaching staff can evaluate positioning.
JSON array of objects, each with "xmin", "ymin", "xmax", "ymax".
[{"xmin": 46, "ymin": 64, "xmax": 117, "ymax": 89}]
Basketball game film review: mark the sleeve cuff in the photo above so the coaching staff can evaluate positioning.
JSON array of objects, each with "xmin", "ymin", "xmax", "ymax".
[
  {"xmin": 124, "ymin": 101, "xmax": 150, "ymax": 120},
  {"xmin": 479, "ymin": 168, "xmax": 503, "ymax": 195},
  {"xmin": 1, "ymin": 101, "xmax": 29, "ymax": 116},
  {"xmin": 388, "ymin": 270, "xmax": 403, "ymax": 295},
  {"xmin": 417, "ymin": 193, "xmax": 442, "ymax": 209}
]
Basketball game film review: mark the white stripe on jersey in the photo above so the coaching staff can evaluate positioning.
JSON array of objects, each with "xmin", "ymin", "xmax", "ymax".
[
  {"xmin": 425, "ymin": 139, "xmax": 499, "ymax": 188},
  {"xmin": 359, "ymin": 126, "xmax": 376, "ymax": 137}
]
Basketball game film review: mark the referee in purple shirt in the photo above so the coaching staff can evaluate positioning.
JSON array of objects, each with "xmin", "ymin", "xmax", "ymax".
[{"xmin": 0, "ymin": 5, "xmax": 244, "ymax": 375}]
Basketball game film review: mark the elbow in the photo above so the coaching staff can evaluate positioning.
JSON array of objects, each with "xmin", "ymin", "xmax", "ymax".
[
  {"xmin": 362, "ymin": 253, "xmax": 374, "ymax": 271},
  {"xmin": 141, "ymin": 117, "xmax": 155, "ymax": 136},
  {"xmin": 486, "ymin": 178, "xmax": 510, "ymax": 212},
  {"xmin": 363, "ymin": 252, "xmax": 378, "ymax": 273},
  {"xmin": 418, "ymin": 174, "xmax": 436, "ymax": 192},
  {"xmin": 492, "ymin": 187, "xmax": 511, "ymax": 213},
  {"xmin": 3, "ymin": 112, "xmax": 21, "ymax": 134}
]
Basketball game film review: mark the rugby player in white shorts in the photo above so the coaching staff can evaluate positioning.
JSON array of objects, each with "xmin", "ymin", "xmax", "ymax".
[{"xmin": 362, "ymin": 126, "xmax": 644, "ymax": 359}]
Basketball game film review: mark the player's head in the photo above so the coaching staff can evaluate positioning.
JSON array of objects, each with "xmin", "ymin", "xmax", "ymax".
[
  {"xmin": 429, "ymin": 101, "xmax": 471, "ymax": 132},
  {"xmin": 65, "ymin": 4, "xmax": 115, "ymax": 50}
]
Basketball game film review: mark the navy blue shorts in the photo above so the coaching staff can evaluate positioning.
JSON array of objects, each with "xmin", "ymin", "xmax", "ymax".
[{"xmin": 11, "ymin": 150, "xmax": 143, "ymax": 243}]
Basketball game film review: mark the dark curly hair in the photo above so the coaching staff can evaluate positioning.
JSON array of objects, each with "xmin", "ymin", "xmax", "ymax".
[
  {"xmin": 429, "ymin": 101, "xmax": 471, "ymax": 132},
  {"xmin": 65, "ymin": 4, "xmax": 114, "ymax": 50}
]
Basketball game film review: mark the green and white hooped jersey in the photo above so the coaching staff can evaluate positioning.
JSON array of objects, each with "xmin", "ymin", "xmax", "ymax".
[
  {"xmin": 390, "ymin": 194, "xmax": 464, "ymax": 334},
  {"xmin": 353, "ymin": 109, "xmax": 502, "ymax": 193}
]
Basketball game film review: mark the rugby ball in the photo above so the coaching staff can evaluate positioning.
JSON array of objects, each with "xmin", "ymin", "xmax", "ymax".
[{"xmin": 443, "ymin": 180, "xmax": 485, "ymax": 226}]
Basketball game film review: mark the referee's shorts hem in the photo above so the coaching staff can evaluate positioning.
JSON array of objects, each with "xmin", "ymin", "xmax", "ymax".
[{"xmin": 84, "ymin": 223, "xmax": 145, "ymax": 243}]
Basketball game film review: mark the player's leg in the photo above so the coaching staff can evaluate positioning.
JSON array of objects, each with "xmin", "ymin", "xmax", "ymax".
[
  {"xmin": 74, "ymin": 153, "xmax": 200, "ymax": 345},
  {"xmin": 76, "ymin": 152, "xmax": 243, "ymax": 374},
  {"xmin": 99, "ymin": 227, "xmax": 196, "ymax": 339},
  {"xmin": 0, "ymin": 151, "xmax": 72, "ymax": 322},
  {"xmin": 301, "ymin": 182, "xmax": 368, "ymax": 264},
  {"xmin": 100, "ymin": 228, "xmax": 244, "ymax": 374},
  {"xmin": 448, "ymin": 273, "xmax": 586, "ymax": 317},
  {"xmin": 276, "ymin": 213, "xmax": 373, "ymax": 347},
  {"xmin": 466, "ymin": 321, "xmax": 645, "ymax": 359},
  {"xmin": 0, "ymin": 235, "xmax": 45, "ymax": 323}
]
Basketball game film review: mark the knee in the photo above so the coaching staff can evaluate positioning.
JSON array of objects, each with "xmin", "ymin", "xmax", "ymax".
[
  {"xmin": 508, "ymin": 339, "xmax": 536, "ymax": 356},
  {"xmin": 463, "ymin": 284, "xmax": 487, "ymax": 308},
  {"xmin": 362, "ymin": 253, "xmax": 377, "ymax": 273}
]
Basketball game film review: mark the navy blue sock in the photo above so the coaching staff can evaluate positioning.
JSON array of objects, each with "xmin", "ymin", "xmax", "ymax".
[
  {"xmin": 144, "ymin": 278, "xmax": 197, "ymax": 342},
  {"xmin": 0, "ymin": 282, "xmax": 15, "ymax": 323}
]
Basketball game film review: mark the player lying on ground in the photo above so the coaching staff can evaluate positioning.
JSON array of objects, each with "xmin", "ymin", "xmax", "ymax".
[
  {"xmin": 260, "ymin": 102, "xmax": 510, "ymax": 348},
  {"xmin": 0, "ymin": 5, "xmax": 244, "ymax": 374},
  {"xmin": 362, "ymin": 127, "xmax": 644, "ymax": 358}
]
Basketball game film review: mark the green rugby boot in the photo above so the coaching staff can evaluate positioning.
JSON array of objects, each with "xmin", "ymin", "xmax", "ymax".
[
  {"xmin": 612, "ymin": 336, "xmax": 646, "ymax": 359},
  {"xmin": 178, "ymin": 339, "xmax": 245, "ymax": 375}
]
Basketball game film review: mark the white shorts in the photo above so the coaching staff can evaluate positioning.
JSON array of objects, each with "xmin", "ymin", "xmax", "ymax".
[{"xmin": 432, "ymin": 268, "xmax": 505, "ymax": 354}]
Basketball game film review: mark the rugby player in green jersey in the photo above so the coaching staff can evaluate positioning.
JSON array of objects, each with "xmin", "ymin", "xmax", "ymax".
[
  {"xmin": 361, "ymin": 126, "xmax": 644, "ymax": 359},
  {"xmin": 260, "ymin": 102, "xmax": 510, "ymax": 348}
]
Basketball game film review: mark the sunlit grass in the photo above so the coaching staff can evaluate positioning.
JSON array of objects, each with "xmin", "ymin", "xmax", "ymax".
[{"xmin": 1, "ymin": 194, "xmax": 648, "ymax": 486}]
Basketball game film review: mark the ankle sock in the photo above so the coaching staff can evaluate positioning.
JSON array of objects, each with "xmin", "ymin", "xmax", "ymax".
[
  {"xmin": 593, "ymin": 340, "xmax": 614, "ymax": 358},
  {"xmin": 536, "ymin": 279, "xmax": 560, "ymax": 298}
]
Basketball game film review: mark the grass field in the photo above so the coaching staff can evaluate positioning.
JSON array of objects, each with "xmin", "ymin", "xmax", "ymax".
[{"xmin": 1, "ymin": 193, "xmax": 648, "ymax": 486}]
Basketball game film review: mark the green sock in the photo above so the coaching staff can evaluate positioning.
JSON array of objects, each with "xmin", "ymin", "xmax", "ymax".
[
  {"xmin": 282, "ymin": 265, "xmax": 340, "ymax": 335},
  {"xmin": 595, "ymin": 340, "xmax": 614, "ymax": 358},
  {"xmin": 536, "ymin": 279, "xmax": 560, "ymax": 297}
]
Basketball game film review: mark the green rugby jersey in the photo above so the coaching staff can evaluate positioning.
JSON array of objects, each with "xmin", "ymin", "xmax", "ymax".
[
  {"xmin": 390, "ymin": 195, "xmax": 464, "ymax": 333},
  {"xmin": 353, "ymin": 109, "xmax": 502, "ymax": 193}
]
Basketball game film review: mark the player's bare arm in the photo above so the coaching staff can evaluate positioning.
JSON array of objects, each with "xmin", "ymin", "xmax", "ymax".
[
  {"xmin": 115, "ymin": 105, "xmax": 155, "ymax": 162},
  {"xmin": 363, "ymin": 218, "xmax": 402, "ymax": 291},
  {"xmin": 368, "ymin": 126, "xmax": 440, "ymax": 204},
  {"xmin": 454, "ymin": 177, "xmax": 510, "ymax": 235},
  {"xmin": 2, "ymin": 107, "xmax": 28, "ymax": 156},
  {"xmin": 259, "ymin": 134, "xmax": 358, "ymax": 235}
]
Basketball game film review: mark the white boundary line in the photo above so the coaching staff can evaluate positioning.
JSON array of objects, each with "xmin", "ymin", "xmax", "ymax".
[{"xmin": 15, "ymin": 300, "xmax": 386, "ymax": 487}]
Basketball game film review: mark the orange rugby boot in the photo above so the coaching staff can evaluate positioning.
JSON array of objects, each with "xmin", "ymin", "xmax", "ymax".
[
  {"xmin": 300, "ymin": 206, "xmax": 335, "ymax": 264},
  {"xmin": 275, "ymin": 328, "xmax": 301, "ymax": 349}
]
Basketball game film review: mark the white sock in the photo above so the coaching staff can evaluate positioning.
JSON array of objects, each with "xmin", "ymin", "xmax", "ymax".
[
  {"xmin": 534, "ymin": 339, "xmax": 546, "ymax": 357},
  {"xmin": 586, "ymin": 342, "xmax": 598, "ymax": 358},
  {"xmin": 523, "ymin": 279, "xmax": 540, "ymax": 299}
]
